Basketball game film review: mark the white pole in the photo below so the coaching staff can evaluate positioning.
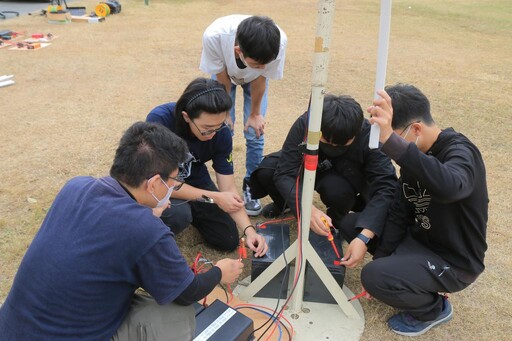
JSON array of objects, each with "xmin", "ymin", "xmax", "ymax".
[
  {"xmin": 369, "ymin": 0, "xmax": 393, "ymax": 149},
  {"xmin": 289, "ymin": 0, "xmax": 335, "ymax": 313},
  {"xmin": 238, "ymin": 0, "xmax": 364, "ymax": 322}
]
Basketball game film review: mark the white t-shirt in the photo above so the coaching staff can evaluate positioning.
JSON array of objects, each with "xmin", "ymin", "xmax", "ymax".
[{"xmin": 200, "ymin": 15, "xmax": 287, "ymax": 85}]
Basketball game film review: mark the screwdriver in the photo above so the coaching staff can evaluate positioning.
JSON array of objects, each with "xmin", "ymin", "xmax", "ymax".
[{"xmin": 321, "ymin": 216, "xmax": 341, "ymax": 260}]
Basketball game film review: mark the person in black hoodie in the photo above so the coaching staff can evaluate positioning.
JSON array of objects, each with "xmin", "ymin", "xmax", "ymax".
[
  {"xmin": 362, "ymin": 83, "xmax": 488, "ymax": 336},
  {"xmin": 249, "ymin": 94, "xmax": 398, "ymax": 268}
]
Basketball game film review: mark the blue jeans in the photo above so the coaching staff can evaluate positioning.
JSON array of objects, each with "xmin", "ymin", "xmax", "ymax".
[{"xmin": 214, "ymin": 75, "xmax": 269, "ymax": 180}]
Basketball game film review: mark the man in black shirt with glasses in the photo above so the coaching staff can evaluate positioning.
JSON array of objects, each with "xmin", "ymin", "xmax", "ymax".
[{"xmin": 363, "ymin": 83, "xmax": 488, "ymax": 336}]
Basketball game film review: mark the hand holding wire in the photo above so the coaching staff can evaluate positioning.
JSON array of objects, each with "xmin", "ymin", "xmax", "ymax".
[
  {"xmin": 244, "ymin": 232, "xmax": 269, "ymax": 258},
  {"xmin": 215, "ymin": 258, "xmax": 244, "ymax": 285}
]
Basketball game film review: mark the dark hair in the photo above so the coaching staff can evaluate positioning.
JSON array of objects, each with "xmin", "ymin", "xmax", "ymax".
[
  {"xmin": 174, "ymin": 77, "xmax": 232, "ymax": 137},
  {"xmin": 321, "ymin": 94, "xmax": 364, "ymax": 145},
  {"xmin": 384, "ymin": 83, "xmax": 434, "ymax": 129},
  {"xmin": 110, "ymin": 121, "xmax": 189, "ymax": 187},
  {"xmin": 236, "ymin": 16, "xmax": 280, "ymax": 65}
]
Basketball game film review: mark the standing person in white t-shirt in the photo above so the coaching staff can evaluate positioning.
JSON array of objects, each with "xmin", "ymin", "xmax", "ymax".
[{"xmin": 200, "ymin": 15, "xmax": 287, "ymax": 216}]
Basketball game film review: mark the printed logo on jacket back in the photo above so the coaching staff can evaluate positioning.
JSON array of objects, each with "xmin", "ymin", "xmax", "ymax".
[{"xmin": 403, "ymin": 181, "xmax": 432, "ymax": 229}]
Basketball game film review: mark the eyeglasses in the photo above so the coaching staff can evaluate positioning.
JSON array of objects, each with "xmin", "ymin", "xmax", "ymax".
[
  {"xmin": 167, "ymin": 175, "xmax": 185, "ymax": 191},
  {"xmin": 148, "ymin": 174, "xmax": 185, "ymax": 191},
  {"xmin": 190, "ymin": 120, "xmax": 227, "ymax": 136},
  {"xmin": 399, "ymin": 120, "xmax": 421, "ymax": 137}
]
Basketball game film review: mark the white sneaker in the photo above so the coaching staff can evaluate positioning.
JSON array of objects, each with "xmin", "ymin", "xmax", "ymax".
[{"xmin": 243, "ymin": 185, "xmax": 262, "ymax": 216}]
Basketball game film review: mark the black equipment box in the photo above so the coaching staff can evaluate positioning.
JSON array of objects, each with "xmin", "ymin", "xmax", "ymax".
[
  {"xmin": 303, "ymin": 230, "xmax": 346, "ymax": 304},
  {"xmin": 251, "ymin": 223, "xmax": 346, "ymax": 303},
  {"xmin": 194, "ymin": 299, "xmax": 254, "ymax": 341},
  {"xmin": 251, "ymin": 224, "xmax": 291, "ymax": 299}
]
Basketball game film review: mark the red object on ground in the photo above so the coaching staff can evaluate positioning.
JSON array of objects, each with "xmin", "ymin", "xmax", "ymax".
[{"xmin": 347, "ymin": 290, "xmax": 368, "ymax": 302}]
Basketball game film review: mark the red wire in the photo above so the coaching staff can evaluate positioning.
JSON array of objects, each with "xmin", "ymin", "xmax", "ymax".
[
  {"xmin": 294, "ymin": 173, "xmax": 302, "ymax": 284},
  {"xmin": 192, "ymin": 252, "xmax": 202, "ymax": 274},
  {"xmin": 252, "ymin": 172, "xmax": 303, "ymax": 341},
  {"xmin": 330, "ymin": 240, "xmax": 341, "ymax": 259},
  {"xmin": 258, "ymin": 216, "xmax": 294, "ymax": 229},
  {"xmin": 260, "ymin": 173, "xmax": 302, "ymax": 339},
  {"xmin": 192, "ymin": 252, "xmax": 210, "ymax": 307},
  {"xmin": 234, "ymin": 303, "xmax": 294, "ymax": 338},
  {"xmin": 265, "ymin": 323, "xmax": 279, "ymax": 341}
]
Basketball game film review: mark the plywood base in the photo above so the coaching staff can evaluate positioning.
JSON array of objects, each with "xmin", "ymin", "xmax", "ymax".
[
  {"xmin": 233, "ymin": 276, "xmax": 365, "ymax": 341},
  {"xmin": 200, "ymin": 278, "xmax": 365, "ymax": 341}
]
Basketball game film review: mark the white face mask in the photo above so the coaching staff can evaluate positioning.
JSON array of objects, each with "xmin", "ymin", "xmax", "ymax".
[
  {"xmin": 238, "ymin": 52, "xmax": 265, "ymax": 70},
  {"xmin": 239, "ymin": 52, "xmax": 249, "ymax": 67},
  {"xmin": 403, "ymin": 125, "xmax": 419, "ymax": 145},
  {"xmin": 151, "ymin": 178, "xmax": 174, "ymax": 208}
]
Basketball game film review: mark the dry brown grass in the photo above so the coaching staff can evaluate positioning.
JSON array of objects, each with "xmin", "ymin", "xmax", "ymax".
[{"xmin": 1, "ymin": 0, "xmax": 511, "ymax": 340}]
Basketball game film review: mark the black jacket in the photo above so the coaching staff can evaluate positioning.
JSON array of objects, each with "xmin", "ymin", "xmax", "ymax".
[
  {"xmin": 376, "ymin": 128, "xmax": 488, "ymax": 278},
  {"xmin": 272, "ymin": 113, "xmax": 397, "ymax": 236}
]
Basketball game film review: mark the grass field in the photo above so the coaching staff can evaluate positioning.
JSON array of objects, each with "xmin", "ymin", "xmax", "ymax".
[{"xmin": 1, "ymin": 0, "xmax": 511, "ymax": 339}]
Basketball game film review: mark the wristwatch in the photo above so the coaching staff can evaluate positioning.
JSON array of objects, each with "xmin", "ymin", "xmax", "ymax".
[{"xmin": 356, "ymin": 233, "xmax": 371, "ymax": 245}]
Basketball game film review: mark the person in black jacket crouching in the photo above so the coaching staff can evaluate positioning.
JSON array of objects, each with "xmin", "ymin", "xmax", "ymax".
[
  {"xmin": 249, "ymin": 94, "xmax": 398, "ymax": 269},
  {"xmin": 364, "ymin": 83, "xmax": 488, "ymax": 336}
]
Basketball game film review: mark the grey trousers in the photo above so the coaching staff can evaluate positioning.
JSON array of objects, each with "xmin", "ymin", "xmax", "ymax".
[{"xmin": 111, "ymin": 294, "xmax": 195, "ymax": 341}]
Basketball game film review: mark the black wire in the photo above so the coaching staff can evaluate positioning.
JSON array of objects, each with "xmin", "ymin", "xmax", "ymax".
[
  {"xmin": 237, "ymin": 307, "xmax": 292, "ymax": 341},
  {"xmin": 250, "ymin": 166, "xmax": 298, "ymax": 339},
  {"xmin": 255, "ymin": 221, "xmax": 291, "ymax": 341},
  {"xmin": 252, "ymin": 162, "xmax": 305, "ymax": 341},
  {"xmin": 252, "ymin": 96, "xmax": 312, "ymax": 340},
  {"xmin": 218, "ymin": 283, "xmax": 230, "ymax": 304},
  {"xmin": 252, "ymin": 217, "xmax": 291, "ymax": 340}
]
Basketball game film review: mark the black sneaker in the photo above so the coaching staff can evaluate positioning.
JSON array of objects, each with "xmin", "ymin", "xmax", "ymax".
[{"xmin": 261, "ymin": 203, "xmax": 291, "ymax": 219}]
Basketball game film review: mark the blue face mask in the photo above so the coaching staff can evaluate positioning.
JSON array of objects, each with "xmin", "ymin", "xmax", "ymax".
[{"xmin": 151, "ymin": 178, "xmax": 174, "ymax": 208}]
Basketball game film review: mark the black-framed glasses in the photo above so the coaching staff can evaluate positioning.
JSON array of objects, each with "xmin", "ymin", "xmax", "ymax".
[
  {"xmin": 167, "ymin": 175, "xmax": 185, "ymax": 191},
  {"xmin": 148, "ymin": 174, "xmax": 185, "ymax": 191},
  {"xmin": 399, "ymin": 120, "xmax": 421, "ymax": 137},
  {"xmin": 190, "ymin": 120, "xmax": 227, "ymax": 136}
]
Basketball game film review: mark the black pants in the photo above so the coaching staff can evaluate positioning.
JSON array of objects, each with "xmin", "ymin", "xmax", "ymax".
[
  {"xmin": 337, "ymin": 212, "xmax": 378, "ymax": 254},
  {"xmin": 160, "ymin": 180, "xmax": 239, "ymax": 252},
  {"xmin": 361, "ymin": 235, "xmax": 471, "ymax": 321},
  {"xmin": 252, "ymin": 166, "xmax": 361, "ymax": 221}
]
